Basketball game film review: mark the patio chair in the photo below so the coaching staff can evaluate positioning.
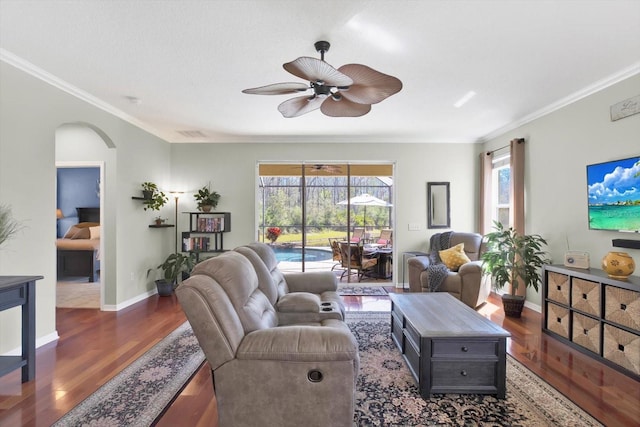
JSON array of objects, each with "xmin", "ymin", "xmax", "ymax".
[
  {"xmin": 350, "ymin": 227, "xmax": 365, "ymax": 242},
  {"xmin": 328, "ymin": 238, "xmax": 343, "ymax": 271},
  {"xmin": 376, "ymin": 229, "xmax": 392, "ymax": 246},
  {"xmin": 339, "ymin": 241, "xmax": 378, "ymax": 282}
]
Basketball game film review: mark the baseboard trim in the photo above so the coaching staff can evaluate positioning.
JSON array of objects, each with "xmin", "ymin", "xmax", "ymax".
[
  {"xmin": 101, "ymin": 289, "xmax": 157, "ymax": 312},
  {"xmin": 2, "ymin": 331, "xmax": 60, "ymax": 356}
]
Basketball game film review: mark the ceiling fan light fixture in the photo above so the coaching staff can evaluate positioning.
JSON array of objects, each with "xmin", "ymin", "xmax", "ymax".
[{"xmin": 243, "ymin": 41, "xmax": 402, "ymax": 118}]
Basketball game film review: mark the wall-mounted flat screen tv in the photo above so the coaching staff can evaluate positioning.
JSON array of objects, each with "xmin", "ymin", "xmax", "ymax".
[{"xmin": 587, "ymin": 155, "xmax": 640, "ymax": 232}]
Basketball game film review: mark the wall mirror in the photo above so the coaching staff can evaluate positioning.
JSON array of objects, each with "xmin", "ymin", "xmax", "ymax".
[{"xmin": 427, "ymin": 182, "xmax": 450, "ymax": 229}]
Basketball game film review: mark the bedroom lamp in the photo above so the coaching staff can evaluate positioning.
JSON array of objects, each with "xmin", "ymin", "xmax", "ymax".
[
  {"xmin": 169, "ymin": 191, "xmax": 184, "ymax": 252},
  {"xmin": 56, "ymin": 209, "xmax": 64, "ymax": 219}
]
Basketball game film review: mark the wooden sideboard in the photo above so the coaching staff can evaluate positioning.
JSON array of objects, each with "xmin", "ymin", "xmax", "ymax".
[
  {"xmin": 542, "ymin": 265, "xmax": 639, "ymax": 379},
  {"xmin": 0, "ymin": 276, "xmax": 43, "ymax": 382}
]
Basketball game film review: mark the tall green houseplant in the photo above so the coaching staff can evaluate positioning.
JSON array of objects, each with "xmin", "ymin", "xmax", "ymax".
[{"xmin": 481, "ymin": 221, "xmax": 550, "ymax": 317}]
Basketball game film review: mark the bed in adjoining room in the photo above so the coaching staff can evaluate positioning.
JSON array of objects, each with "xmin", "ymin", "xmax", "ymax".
[{"xmin": 56, "ymin": 207, "xmax": 100, "ymax": 282}]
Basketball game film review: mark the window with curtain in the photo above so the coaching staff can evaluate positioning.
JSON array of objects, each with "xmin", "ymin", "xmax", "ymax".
[{"xmin": 492, "ymin": 151, "xmax": 511, "ymax": 227}]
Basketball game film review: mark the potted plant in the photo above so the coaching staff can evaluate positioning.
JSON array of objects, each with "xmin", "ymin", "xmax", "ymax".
[
  {"xmin": 147, "ymin": 252, "xmax": 196, "ymax": 296},
  {"xmin": 194, "ymin": 183, "xmax": 220, "ymax": 212},
  {"xmin": 481, "ymin": 221, "xmax": 550, "ymax": 317},
  {"xmin": 154, "ymin": 216, "xmax": 167, "ymax": 226},
  {"xmin": 0, "ymin": 204, "xmax": 22, "ymax": 248},
  {"xmin": 266, "ymin": 227, "xmax": 281, "ymax": 244},
  {"xmin": 141, "ymin": 182, "xmax": 168, "ymax": 211}
]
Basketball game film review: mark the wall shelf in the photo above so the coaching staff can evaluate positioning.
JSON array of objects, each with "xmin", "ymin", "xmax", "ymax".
[{"xmin": 149, "ymin": 224, "xmax": 174, "ymax": 228}]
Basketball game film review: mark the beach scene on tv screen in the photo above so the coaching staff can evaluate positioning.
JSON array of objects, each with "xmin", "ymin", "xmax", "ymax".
[{"xmin": 587, "ymin": 156, "xmax": 640, "ymax": 232}]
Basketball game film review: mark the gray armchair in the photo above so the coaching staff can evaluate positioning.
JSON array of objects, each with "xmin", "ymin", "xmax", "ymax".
[{"xmin": 407, "ymin": 232, "xmax": 490, "ymax": 308}]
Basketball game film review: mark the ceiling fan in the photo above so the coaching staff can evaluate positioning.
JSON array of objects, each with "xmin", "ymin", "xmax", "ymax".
[
  {"xmin": 242, "ymin": 41, "xmax": 402, "ymax": 118},
  {"xmin": 286, "ymin": 164, "xmax": 344, "ymax": 175}
]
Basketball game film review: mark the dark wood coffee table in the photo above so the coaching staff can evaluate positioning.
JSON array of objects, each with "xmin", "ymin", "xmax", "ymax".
[{"xmin": 390, "ymin": 293, "xmax": 510, "ymax": 398}]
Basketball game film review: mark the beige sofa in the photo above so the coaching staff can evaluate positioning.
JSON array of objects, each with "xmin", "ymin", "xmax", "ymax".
[
  {"xmin": 235, "ymin": 242, "xmax": 345, "ymax": 324},
  {"xmin": 407, "ymin": 232, "xmax": 490, "ymax": 308},
  {"xmin": 176, "ymin": 248, "xmax": 358, "ymax": 427}
]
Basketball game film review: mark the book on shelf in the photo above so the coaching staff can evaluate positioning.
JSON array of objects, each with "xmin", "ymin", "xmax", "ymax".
[
  {"xmin": 195, "ymin": 217, "xmax": 225, "ymax": 232},
  {"xmin": 183, "ymin": 236, "xmax": 210, "ymax": 252}
]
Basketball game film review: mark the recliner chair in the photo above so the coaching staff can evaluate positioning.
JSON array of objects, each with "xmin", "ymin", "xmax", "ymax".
[
  {"xmin": 176, "ymin": 251, "xmax": 359, "ymax": 427},
  {"xmin": 235, "ymin": 242, "xmax": 345, "ymax": 323},
  {"xmin": 407, "ymin": 232, "xmax": 490, "ymax": 308}
]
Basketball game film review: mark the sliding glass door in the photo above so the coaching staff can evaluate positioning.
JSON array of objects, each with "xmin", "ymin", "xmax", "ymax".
[{"xmin": 258, "ymin": 162, "xmax": 394, "ymax": 281}]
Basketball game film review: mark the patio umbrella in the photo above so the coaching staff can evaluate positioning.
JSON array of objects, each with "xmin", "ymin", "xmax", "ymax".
[{"xmin": 338, "ymin": 194, "xmax": 392, "ymax": 230}]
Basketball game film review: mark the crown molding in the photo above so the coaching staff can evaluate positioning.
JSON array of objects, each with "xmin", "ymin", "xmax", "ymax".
[
  {"xmin": 479, "ymin": 62, "xmax": 640, "ymax": 143},
  {"xmin": 0, "ymin": 48, "xmax": 167, "ymax": 142}
]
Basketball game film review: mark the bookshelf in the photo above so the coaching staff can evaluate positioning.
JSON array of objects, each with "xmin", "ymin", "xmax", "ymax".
[{"xmin": 182, "ymin": 212, "xmax": 231, "ymax": 261}]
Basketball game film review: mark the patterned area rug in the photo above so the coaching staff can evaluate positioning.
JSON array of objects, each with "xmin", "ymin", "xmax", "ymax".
[
  {"xmin": 338, "ymin": 285, "xmax": 388, "ymax": 296},
  {"xmin": 52, "ymin": 312, "xmax": 603, "ymax": 426},
  {"xmin": 52, "ymin": 322, "xmax": 205, "ymax": 427},
  {"xmin": 347, "ymin": 312, "xmax": 603, "ymax": 426}
]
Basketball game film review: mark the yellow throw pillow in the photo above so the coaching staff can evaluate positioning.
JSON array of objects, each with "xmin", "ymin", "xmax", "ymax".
[{"xmin": 439, "ymin": 243, "xmax": 471, "ymax": 271}]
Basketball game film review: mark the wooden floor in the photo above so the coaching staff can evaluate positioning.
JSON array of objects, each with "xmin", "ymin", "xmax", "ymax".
[{"xmin": 1, "ymin": 289, "xmax": 638, "ymax": 427}]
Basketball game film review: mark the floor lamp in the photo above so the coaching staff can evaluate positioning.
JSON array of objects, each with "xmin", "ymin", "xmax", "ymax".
[{"xmin": 170, "ymin": 191, "xmax": 184, "ymax": 253}]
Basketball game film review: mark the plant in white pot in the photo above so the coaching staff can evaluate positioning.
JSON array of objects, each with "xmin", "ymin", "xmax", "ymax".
[
  {"xmin": 147, "ymin": 252, "xmax": 196, "ymax": 296},
  {"xmin": 481, "ymin": 221, "xmax": 550, "ymax": 317}
]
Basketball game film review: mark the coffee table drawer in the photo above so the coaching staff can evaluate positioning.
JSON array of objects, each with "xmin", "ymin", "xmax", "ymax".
[
  {"xmin": 432, "ymin": 339, "xmax": 499, "ymax": 357},
  {"xmin": 391, "ymin": 314, "xmax": 404, "ymax": 349},
  {"xmin": 405, "ymin": 320, "xmax": 420, "ymax": 346},
  {"xmin": 431, "ymin": 361, "xmax": 497, "ymax": 388},
  {"xmin": 404, "ymin": 335, "xmax": 421, "ymax": 381}
]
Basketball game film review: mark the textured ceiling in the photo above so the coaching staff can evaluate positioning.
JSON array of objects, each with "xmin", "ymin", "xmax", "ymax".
[{"xmin": 1, "ymin": 0, "xmax": 639, "ymax": 143}]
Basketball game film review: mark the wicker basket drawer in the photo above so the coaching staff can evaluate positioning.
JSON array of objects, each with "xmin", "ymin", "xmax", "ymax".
[
  {"xmin": 571, "ymin": 278, "xmax": 600, "ymax": 316},
  {"xmin": 604, "ymin": 286, "xmax": 640, "ymax": 331},
  {"xmin": 603, "ymin": 324, "xmax": 640, "ymax": 375},
  {"xmin": 546, "ymin": 302, "xmax": 570, "ymax": 339},
  {"xmin": 572, "ymin": 313, "xmax": 600, "ymax": 354},
  {"xmin": 547, "ymin": 272, "xmax": 569, "ymax": 305}
]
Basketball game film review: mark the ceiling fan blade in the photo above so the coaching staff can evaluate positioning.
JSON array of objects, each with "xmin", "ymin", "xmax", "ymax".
[
  {"xmin": 277, "ymin": 95, "xmax": 325, "ymax": 118},
  {"xmin": 320, "ymin": 97, "xmax": 371, "ymax": 117},
  {"xmin": 283, "ymin": 57, "xmax": 353, "ymax": 86},
  {"xmin": 242, "ymin": 82, "xmax": 309, "ymax": 95},
  {"xmin": 337, "ymin": 64, "xmax": 402, "ymax": 104}
]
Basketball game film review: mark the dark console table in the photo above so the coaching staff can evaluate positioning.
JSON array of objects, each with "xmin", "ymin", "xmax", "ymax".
[
  {"xmin": 0, "ymin": 275, "xmax": 43, "ymax": 382},
  {"xmin": 390, "ymin": 293, "xmax": 510, "ymax": 398}
]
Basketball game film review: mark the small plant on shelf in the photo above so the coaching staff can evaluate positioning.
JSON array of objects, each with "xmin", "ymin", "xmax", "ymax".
[
  {"xmin": 141, "ymin": 182, "xmax": 168, "ymax": 211},
  {"xmin": 266, "ymin": 227, "xmax": 281, "ymax": 243},
  {"xmin": 154, "ymin": 216, "xmax": 167, "ymax": 226},
  {"xmin": 194, "ymin": 183, "xmax": 221, "ymax": 212}
]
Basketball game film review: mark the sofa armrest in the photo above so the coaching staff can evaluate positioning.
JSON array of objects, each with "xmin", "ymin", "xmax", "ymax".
[
  {"xmin": 457, "ymin": 260, "xmax": 482, "ymax": 276},
  {"xmin": 284, "ymin": 271, "xmax": 338, "ymax": 293},
  {"xmin": 276, "ymin": 292, "xmax": 321, "ymax": 313},
  {"xmin": 237, "ymin": 321, "xmax": 358, "ymax": 362},
  {"xmin": 407, "ymin": 255, "xmax": 432, "ymax": 271}
]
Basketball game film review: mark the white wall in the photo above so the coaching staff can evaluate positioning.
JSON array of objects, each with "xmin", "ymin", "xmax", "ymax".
[
  {"xmin": 5, "ymin": 53, "xmax": 635, "ymax": 353},
  {"xmin": 170, "ymin": 141, "xmax": 481, "ymax": 277},
  {"xmin": 0, "ymin": 61, "xmax": 171, "ymax": 353},
  {"xmin": 483, "ymin": 74, "xmax": 640, "ymax": 305}
]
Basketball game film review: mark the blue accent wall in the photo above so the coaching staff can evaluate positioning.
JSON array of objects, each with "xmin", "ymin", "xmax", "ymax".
[{"xmin": 57, "ymin": 167, "xmax": 100, "ymax": 237}]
